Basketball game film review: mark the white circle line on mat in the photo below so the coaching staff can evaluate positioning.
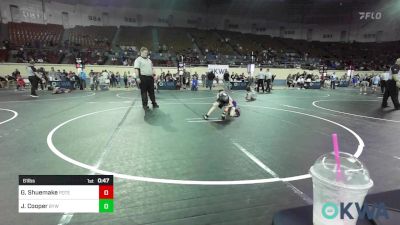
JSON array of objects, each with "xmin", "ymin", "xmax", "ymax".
[
  {"xmin": 47, "ymin": 103, "xmax": 364, "ymax": 185},
  {"xmin": 312, "ymin": 100, "xmax": 400, "ymax": 123},
  {"xmin": 0, "ymin": 108, "xmax": 18, "ymax": 125}
]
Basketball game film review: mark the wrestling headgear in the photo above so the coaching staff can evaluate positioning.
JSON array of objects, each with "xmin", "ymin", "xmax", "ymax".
[{"xmin": 218, "ymin": 92, "xmax": 229, "ymax": 102}]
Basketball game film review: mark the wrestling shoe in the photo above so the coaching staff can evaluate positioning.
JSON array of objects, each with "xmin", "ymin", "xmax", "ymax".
[
  {"xmin": 221, "ymin": 114, "xmax": 226, "ymax": 120},
  {"xmin": 203, "ymin": 115, "xmax": 209, "ymax": 120}
]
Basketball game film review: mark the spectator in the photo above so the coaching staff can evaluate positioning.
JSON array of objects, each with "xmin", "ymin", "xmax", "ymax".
[
  {"xmin": 360, "ymin": 76, "xmax": 369, "ymax": 95},
  {"xmin": 116, "ymin": 72, "xmax": 121, "ymax": 88},
  {"xmin": 12, "ymin": 69, "xmax": 20, "ymax": 80},
  {"xmin": 0, "ymin": 76, "xmax": 7, "ymax": 88},
  {"xmin": 223, "ymin": 70, "xmax": 230, "ymax": 91},
  {"xmin": 191, "ymin": 76, "xmax": 198, "ymax": 91},
  {"xmin": 330, "ymin": 72, "xmax": 337, "ymax": 89},
  {"xmin": 297, "ymin": 76, "xmax": 305, "ymax": 89},
  {"xmin": 80, "ymin": 70, "xmax": 87, "ymax": 90},
  {"xmin": 371, "ymin": 74, "xmax": 380, "ymax": 94},
  {"xmin": 110, "ymin": 71, "xmax": 116, "ymax": 87},
  {"xmin": 265, "ymin": 68, "xmax": 272, "ymax": 93},
  {"xmin": 206, "ymin": 71, "xmax": 215, "ymax": 90},
  {"xmin": 123, "ymin": 72, "xmax": 128, "ymax": 88},
  {"xmin": 48, "ymin": 67, "xmax": 56, "ymax": 81},
  {"xmin": 16, "ymin": 75, "xmax": 26, "ymax": 90},
  {"xmin": 201, "ymin": 73, "xmax": 206, "ymax": 87},
  {"xmin": 287, "ymin": 74, "xmax": 294, "ymax": 88}
]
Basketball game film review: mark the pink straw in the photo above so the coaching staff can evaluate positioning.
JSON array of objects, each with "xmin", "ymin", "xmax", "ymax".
[{"xmin": 332, "ymin": 133, "xmax": 342, "ymax": 181}]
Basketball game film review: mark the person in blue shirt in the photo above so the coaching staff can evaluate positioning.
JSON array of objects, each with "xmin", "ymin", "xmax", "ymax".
[
  {"xmin": 79, "ymin": 70, "xmax": 87, "ymax": 90},
  {"xmin": 191, "ymin": 76, "xmax": 198, "ymax": 91},
  {"xmin": 371, "ymin": 75, "xmax": 380, "ymax": 94}
]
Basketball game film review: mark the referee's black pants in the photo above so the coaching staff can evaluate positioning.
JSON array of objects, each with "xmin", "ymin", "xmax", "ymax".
[
  {"xmin": 380, "ymin": 80, "xmax": 386, "ymax": 94},
  {"xmin": 382, "ymin": 80, "xmax": 400, "ymax": 109},
  {"xmin": 28, "ymin": 76, "xmax": 39, "ymax": 96},
  {"xmin": 139, "ymin": 75, "xmax": 157, "ymax": 107},
  {"xmin": 266, "ymin": 79, "xmax": 271, "ymax": 92},
  {"xmin": 257, "ymin": 79, "xmax": 264, "ymax": 93}
]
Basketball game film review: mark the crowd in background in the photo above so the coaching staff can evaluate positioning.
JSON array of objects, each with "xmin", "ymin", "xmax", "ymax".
[
  {"xmin": 2, "ymin": 23, "xmax": 400, "ymax": 71},
  {"xmin": 0, "ymin": 65, "xmax": 392, "ymax": 97}
]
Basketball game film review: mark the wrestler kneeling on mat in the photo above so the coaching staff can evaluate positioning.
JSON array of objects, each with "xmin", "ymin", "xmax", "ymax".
[{"xmin": 203, "ymin": 90, "xmax": 240, "ymax": 120}]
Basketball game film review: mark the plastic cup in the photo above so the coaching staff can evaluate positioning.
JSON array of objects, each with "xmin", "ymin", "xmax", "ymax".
[{"xmin": 310, "ymin": 152, "xmax": 373, "ymax": 225}]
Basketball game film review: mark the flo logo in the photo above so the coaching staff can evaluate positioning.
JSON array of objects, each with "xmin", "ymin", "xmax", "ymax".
[
  {"xmin": 322, "ymin": 202, "xmax": 389, "ymax": 220},
  {"xmin": 359, "ymin": 12, "xmax": 382, "ymax": 20}
]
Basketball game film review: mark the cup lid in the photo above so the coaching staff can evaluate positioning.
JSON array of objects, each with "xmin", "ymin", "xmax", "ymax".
[{"xmin": 310, "ymin": 152, "xmax": 373, "ymax": 189}]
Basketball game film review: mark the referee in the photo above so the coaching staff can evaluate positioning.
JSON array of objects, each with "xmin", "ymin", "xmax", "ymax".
[
  {"xmin": 134, "ymin": 47, "xmax": 159, "ymax": 110},
  {"xmin": 27, "ymin": 61, "xmax": 40, "ymax": 97},
  {"xmin": 257, "ymin": 68, "xmax": 265, "ymax": 93},
  {"xmin": 382, "ymin": 58, "xmax": 400, "ymax": 110}
]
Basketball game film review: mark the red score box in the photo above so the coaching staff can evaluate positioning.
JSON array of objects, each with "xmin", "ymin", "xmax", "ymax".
[{"xmin": 99, "ymin": 185, "xmax": 114, "ymax": 199}]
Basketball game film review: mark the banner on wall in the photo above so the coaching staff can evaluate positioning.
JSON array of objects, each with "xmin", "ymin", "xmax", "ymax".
[
  {"xmin": 247, "ymin": 64, "xmax": 255, "ymax": 75},
  {"xmin": 208, "ymin": 65, "xmax": 229, "ymax": 79}
]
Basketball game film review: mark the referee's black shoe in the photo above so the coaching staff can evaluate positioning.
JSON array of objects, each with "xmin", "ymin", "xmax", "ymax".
[
  {"xmin": 143, "ymin": 106, "xmax": 150, "ymax": 110},
  {"xmin": 152, "ymin": 103, "xmax": 159, "ymax": 108}
]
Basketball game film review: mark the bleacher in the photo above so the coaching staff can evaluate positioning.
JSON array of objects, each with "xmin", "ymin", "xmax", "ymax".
[
  {"xmin": 8, "ymin": 22, "xmax": 63, "ymax": 47},
  {"xmin": 118, "ymin": 26, "xmax": 152, "ymax": 49},
  {"xmin": 0, "ymin": 49, "xmax": 9, "ymax": 62},
  {"xmin": 218, "ymin": 30, "xmax": 265, "ymax": 55},
  {"xmin": 2, "ymin": 23, "xmax": 399, "ymax": 69},
  {"xmin": 190, "ymin": 29, "xmax": 235, "ymax": 55},
  {"xmin": 67, "ymin": 26, "xmax": 116, "ymax": 49},
  {"xmin": 157, "ymin": 27, "xmax": 192, "ymax": 54}
]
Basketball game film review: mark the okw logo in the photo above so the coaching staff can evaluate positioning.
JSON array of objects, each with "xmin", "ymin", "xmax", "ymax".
[
  {"xmin": 322, "ymin": 202, "xmax": 389, "ymax": 220},
  {"xmin": 211, "ymin": 69, "xmax": 227, "ymax": 74}
]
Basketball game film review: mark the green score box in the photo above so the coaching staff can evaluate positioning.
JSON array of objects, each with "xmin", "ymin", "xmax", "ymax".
[{"xmin": 99, "ymin": 199, "xmax": 114, "ymax": 213}]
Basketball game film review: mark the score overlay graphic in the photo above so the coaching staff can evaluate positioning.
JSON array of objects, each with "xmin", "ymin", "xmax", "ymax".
[{"xmin": 18, "ymin": 175, "xmax": 114, "ymax": 213}]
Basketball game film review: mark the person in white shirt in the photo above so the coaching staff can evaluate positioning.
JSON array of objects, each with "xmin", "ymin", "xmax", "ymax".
[
  {"xmin": 48, "ymin": 67, "xmax": 56, "ymax": 81},
  {"xmin": 134, "ymin": 47, "xmax": 159, "ymax": 110},
  {"xmin": 360, "ymin": 76, "xmax": 369, "ymax": 95},
  {"xmin": 265, "ymin": 68, "xmax": 272, "ymax": 93},
  {"xmin": 380, "ymin": 72, "xmax": 390, "ymax": 94},
  {"xmin": 382, "ymin": 59, "xmax": 400, "ymax": 110},
  {"xmin": 330, "ymin": 72, "xmax": 337, "ymax": 89},
  {"xmin": 101, "ymin": 70, "xmax": 109, "ymax": 81},
  {"xmin": 257, "ymin": 68, "xmax": 266, "ymax": 93},
  {"xmin": 297, "ymin": 76, "xmax": 305, "ymax": 89}
]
